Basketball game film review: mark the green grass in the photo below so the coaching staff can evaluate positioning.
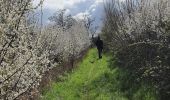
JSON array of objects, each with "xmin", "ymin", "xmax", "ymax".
[{"xmin": 41, "ymin": 48, "xmax": 158, "ymax": 100}]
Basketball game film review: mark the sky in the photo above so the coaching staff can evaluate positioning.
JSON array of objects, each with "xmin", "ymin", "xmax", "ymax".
[
  {"xmin": 33, "ymin": 0, "xmax": 104, "ymax": 25},
  {"xmin": 33, "ymin": 0, "xmax": 125, "ymax": 31}
]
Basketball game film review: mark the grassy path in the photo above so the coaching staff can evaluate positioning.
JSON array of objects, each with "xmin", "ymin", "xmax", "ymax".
[{"xmin": 42, "ymin": 49, "xmax": 156, "ymax": 100}]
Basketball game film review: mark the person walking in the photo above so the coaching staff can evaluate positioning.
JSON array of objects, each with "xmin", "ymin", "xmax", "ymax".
[{"xmin": 95, "ymin": 36, "xmax": 103, "ymax": 59}]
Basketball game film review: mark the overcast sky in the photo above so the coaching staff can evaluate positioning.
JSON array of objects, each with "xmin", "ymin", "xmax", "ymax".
[
  {"xmin": 34, "ymin": 0, "xmax": 104, "ymax": 24},
  {"xmin": 33, "ymin": 0, "xmax": 125, "ymax": 31}
]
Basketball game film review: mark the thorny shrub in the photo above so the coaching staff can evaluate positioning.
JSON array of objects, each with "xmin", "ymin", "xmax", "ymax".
[
  {"xmin": 0, "ymin": 0, "xmax": 90, "ymax": 100},
  {"xmin": 103, "ymin": 0, "xmax": 170, "ymax": 98}
]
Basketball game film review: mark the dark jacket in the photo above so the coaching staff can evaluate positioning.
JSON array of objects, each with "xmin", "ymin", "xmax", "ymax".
[{"xmin": 96, "ymin": 39, "xmax": 103, "ymax": 50}]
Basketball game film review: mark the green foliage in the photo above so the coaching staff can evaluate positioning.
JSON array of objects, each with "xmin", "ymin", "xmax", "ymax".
[
  {"xmin": 41, "ymin": 49, "xmax": 157, "ymax": 100},
  {"xmin": 115, "ymin": 42, "xmax": 170, "ymax": 98}
]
